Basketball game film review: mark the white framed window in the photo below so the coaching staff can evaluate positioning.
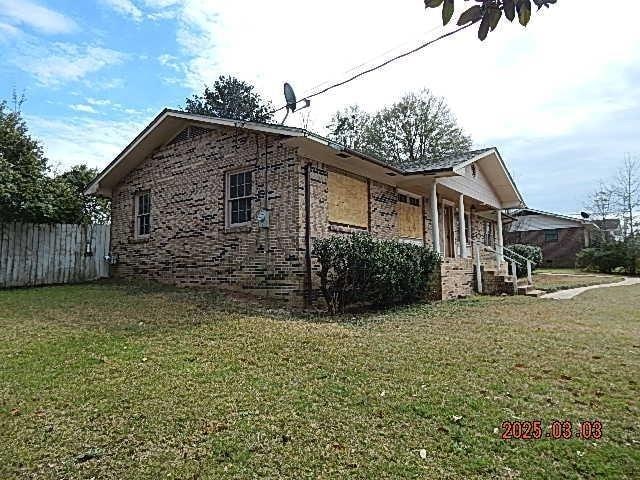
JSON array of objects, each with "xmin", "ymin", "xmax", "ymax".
[
  {"xmin": 226, "ymin": 169, "xmax": 253, "ymax": 226},
  {"xmin": 135, "ymin": 191, "xmax": 151, "ymax": 238}
]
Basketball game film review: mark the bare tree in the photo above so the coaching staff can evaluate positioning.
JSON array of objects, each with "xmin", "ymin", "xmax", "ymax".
[
  {"xmin": 586, "ymin": 183, "xmax": 616, "ymax": 242},
  {"xmin": 612, "ymin": 155, "xmax": 640, "ymax": 238}
]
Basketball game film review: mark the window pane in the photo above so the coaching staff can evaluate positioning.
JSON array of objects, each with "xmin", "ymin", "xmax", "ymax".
[{"xmin": 244, "ymin": 172, "xmax": 252, "ymax": 195}]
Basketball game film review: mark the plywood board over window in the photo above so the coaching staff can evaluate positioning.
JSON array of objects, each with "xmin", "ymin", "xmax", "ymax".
[
  {"xmin": 398, "ymin": 193, "xmax": 423, "ymax": 239},
  {"xmin": 327, "ymin": 171, "xmax": 368, "ymax": 228}
]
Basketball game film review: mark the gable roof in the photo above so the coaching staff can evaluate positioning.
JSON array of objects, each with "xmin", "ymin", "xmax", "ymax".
[
  {"xmin": 85, "ymin": 109, "xmax": 525, "ymax": 208},
  {"xmin": 507, "ymin": 208, "xmax": 599, "ymax": 232},
  {"xmin": 593, "ymin": 218, "xmax": 621, "ymax": 230},
  {"xmin": 402, "ymin": 148, "xmax": 496, "ymax": 173}
]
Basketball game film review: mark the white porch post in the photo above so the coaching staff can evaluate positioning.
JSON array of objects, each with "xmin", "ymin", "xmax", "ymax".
[
  {"xmin": 496, "ymin": 209, "xmax": 504, "ymax": 263},
  {"xmin": 431, "ymin": 181, "xmax": 440, "ymax": 253},
  {"xmin": 458, "ymin": 194, "xmax": 467, "ymax": 258}
]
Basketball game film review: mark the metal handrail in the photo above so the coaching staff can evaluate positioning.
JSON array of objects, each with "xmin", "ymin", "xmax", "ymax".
[
  {"xmin": 502, "ymin": 245, "xmax": 531, "ymax": 264},
  {"xmin": 471, "ymin": 240, "xmax": 534, "ymax": 293},
  {"xmin": 471, "ymin": 240, "xmax": 523, "ymax": 266}
]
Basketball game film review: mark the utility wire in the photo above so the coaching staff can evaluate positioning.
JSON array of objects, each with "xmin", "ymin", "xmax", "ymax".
[
  {"xmin": 272, "ymin": 20, "xmax": 479, "ymax": 115},
  {"xmin": 300, "ymin": 23, "xmax": 446, "ymax": 99}
]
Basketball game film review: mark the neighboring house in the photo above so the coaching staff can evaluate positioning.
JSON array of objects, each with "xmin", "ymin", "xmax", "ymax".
[
  {"xmin": 504, "ymin": 208, "xmax": 600, "ymax": 268},
  {"xmin": 592, "ymin": 218, "xmax": 622, "ymax": 242},
  {"xmin": 86, "ymin": 109, "xmax": 525, "ymax": 305}
]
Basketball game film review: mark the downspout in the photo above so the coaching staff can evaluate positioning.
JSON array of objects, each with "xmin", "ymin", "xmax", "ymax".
[{"xmin": 304, "ymin": 163, "xmax": 313, "ymax": 307}]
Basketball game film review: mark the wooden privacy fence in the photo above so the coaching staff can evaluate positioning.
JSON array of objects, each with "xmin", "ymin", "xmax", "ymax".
[{"xmin": 0, "ymin": 223, "xmax": 110, "ymax": 288}]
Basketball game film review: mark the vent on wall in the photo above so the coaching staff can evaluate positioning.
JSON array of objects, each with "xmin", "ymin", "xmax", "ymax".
[{"xmin": 168, "ymin": 125, "xmax": 211, "ymax": 146}]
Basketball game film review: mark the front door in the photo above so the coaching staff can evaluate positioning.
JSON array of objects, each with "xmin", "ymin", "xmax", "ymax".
[{"xmin": 442, "ymin": 205, "xmax": 455, "ymax": 257}]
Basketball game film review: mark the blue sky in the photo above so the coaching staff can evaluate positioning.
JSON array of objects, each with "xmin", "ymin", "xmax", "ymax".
[{"xmin": 1, "ymin": 0, "xmax": 639, "ymax": 215}]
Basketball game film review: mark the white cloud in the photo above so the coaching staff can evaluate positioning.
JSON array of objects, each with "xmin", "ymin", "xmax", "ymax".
[
  {"xmin": 158, "ymin": 53, "xmax": 181, "ymax": 71},
  {"xmin": 70, "ymin": 104, "xmax": 98, "ymax": 114},
  {"xmin": 14, "ymin": 43, "xmax": 126, "ymax": 86},
  {"xmin": 101, "ymin": 0, "xmax": 143, "ymax": 21},
  {"xmin": 0, "ymin": 0, "xmax": 77, "ymax": 34},
  {"xmin": 154, "ymin": 0, "xmax": 640, "ymax": 144},
  {"xmin": 26, "ymin": 113, "xmax": 155, "ymax": 170},
  {"xmin": 87, "ymin": 98, "xmax": 114, "ymax": 106},
  {"xmin": 0, "ymin": 21, "xmax": 21, "ymax": 39}
]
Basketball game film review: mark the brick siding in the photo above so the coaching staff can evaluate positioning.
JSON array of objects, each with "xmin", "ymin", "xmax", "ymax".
[
  {"xmin": 504, "ymin": 227, "xmax": 585, "ymax": 268},
  {"xmin": 109, "ymin": 125, "xmax": 497, "ymax": 305}
]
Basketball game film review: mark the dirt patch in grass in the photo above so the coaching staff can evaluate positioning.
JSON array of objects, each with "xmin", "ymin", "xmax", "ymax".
[{"xmin": 1, "ymin": 282, "xmax": 639, "ymax": 479}]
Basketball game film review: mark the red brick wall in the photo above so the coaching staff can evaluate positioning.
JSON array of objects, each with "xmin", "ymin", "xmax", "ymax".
[
  {"xmin": 110, "ymin": 126, "xmax": 305, "ymax": 301},
  {"xmin": 504, "ymin": 227, "xmax": 585, "ymax": 268},
  {"xmin": 110, "ymin": 127, "xmax": 490, "ymax": 304}
]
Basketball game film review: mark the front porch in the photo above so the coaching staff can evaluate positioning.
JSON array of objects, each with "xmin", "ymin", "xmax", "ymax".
[{"xmin": 396, "ymin": 177, "xmax": 537, "ymax": 300}]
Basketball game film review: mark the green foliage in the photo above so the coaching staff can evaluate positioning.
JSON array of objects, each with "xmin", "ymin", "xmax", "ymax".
[
  {"xmin": 327, "ymin": 90, "xmax": 472, "ymax": 170},
  {"xmin": 576, "ymin": 239, "xmax": 639, "ymax": 275},
  {"xmin": 184, "ymin": 75, "xmax": 273, "ymax": 122},
  {"xmin": 0, "ymin": 99, "xmax": 51, "ymax": 222},
  {"xmin": 50, "ymin": 165, "xmax": 110, "ymax": 224},
  {"xmin": 506, "ymin": 244, "xmax": 543, "ymax": 276},
  {"xmin": 425, "ymin": 0, "xmax": 557, "ymax": 41},
  {"xmin": 0, "ymin": 99, "xmax": 108, "ymax": 224},
  {"xmin": 312, "ymin": 233, "xmax": 441, "ymax": 313}
]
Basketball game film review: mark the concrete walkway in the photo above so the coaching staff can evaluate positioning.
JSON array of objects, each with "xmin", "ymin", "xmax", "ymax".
[{"xmin": 541, "ymin": 277, "xmax": 640, "ymax": 300}]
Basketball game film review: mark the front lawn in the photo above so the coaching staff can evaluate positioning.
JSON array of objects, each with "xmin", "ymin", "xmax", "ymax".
[
  {"xmin": 532, "ymin": 272, "xmax": 622, "ymax": 293},
  {"xmin": 1, "ymin": 282, "xmax": 639, "ymax": 479}
]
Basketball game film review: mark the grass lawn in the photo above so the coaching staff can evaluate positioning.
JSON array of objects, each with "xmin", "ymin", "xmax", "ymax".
[
  {"xmin": 531, "ymin": 272, "xmax": 623, "ymax": 293},
  {"xmin": 1, "ymin": 282, "xmax": 639, "ymax": 479}
]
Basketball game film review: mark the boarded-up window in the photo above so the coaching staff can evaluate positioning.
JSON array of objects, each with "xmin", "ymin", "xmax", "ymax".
[
  {"xmin": 327, "ymin": 171, "xmax": 368, "ymax": 228},
  {"xmin": 398, "ymin": 193, "xmax": 423, "ymax": 239}
]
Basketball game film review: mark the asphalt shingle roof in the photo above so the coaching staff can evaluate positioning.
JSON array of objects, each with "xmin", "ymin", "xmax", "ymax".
[{"xmin": 400, "ymin": 148, "xmax": 496, "ymax": 173}]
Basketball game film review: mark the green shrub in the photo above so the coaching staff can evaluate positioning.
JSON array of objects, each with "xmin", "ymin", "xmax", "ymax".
[
  {"xmin": 576, "ymin": 239, "xmax": 639, "ymax": 274},
  {"xmin": 506, "ymin": 244, "xmax": 543, "ymax": 277},
  {"xmin": 312, "ymin": 233, "xmax": 441, "ymax": 314}
]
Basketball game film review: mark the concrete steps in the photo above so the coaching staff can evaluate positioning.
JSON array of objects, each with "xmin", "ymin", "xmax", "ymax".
[{"xmin": 517, "ymin": 285, "xmax": 545, "ymax": 297}]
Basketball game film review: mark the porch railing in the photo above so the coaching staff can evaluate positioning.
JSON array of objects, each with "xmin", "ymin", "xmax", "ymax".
[{"xmin": 471, "ymin": 240, "xmax": 531, "ymax": 294}]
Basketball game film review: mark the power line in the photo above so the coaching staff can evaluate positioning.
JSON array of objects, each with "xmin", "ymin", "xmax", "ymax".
[
  {"xmin": 272, "ymin": 20, "xmax": 479, "ymax": 115},
  {"xmin": 299, "ymin": 23, "xmax": 446, "ymax": 99}
]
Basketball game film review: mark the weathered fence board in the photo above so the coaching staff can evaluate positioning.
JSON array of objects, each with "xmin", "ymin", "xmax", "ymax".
[{"xmin": 0, "ymin": 223, "xmax": 110, "ymax": 288}]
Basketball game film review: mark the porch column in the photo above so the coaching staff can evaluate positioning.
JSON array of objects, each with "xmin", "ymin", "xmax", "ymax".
[
  {"xmin": 458, "ymin": 194, "xmax": 467, "ymax": 258},
  {"xmin": 496, "ymin": 209, "xmax": 504, "ymax": 262},
  {"xmin": 430, "ymin": 181, "xmax": 440, "ymax": 253}
]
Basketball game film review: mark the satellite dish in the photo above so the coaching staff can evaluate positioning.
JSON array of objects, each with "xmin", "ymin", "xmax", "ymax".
[
  {"xmin": 280, "ymin": 82, "xmax": 311, "ymax": 125},
  {"xmin": 284, "ymin": 83, "xmax": 297, "ymax": 112},
  {"xmin": 581, "ymin": 211, "xmax": 590, "ymax": 219}
]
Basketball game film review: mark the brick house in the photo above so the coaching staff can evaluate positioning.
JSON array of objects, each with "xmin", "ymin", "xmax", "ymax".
[
  {"xmin": 86, "ymin": 109, "xmax": 525, "ymax": 305},
  {"xmin": 504, "ymin": 208, "xmax": 600, "ymax": 268}
]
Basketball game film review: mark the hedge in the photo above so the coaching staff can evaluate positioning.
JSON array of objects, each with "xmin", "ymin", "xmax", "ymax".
[
  {"xmin": 576, "ymin": 239, "xmax": 639, "ymax": 274},
  {"xmin": 312, "ymin": 233, "xmax": 441, "ymax": 314},
  {"xmin": 506, "ymin": 244, "xmax": 543, "ymax": 277}
]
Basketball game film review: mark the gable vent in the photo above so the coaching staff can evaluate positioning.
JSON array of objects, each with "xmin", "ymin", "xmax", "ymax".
[{"xmin": 168, "ymin": 125, "xmax": 211, "ymax": 146}]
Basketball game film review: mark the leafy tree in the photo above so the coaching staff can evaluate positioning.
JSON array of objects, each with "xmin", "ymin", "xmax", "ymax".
[
  {"xmin": 327, "ymin": 90, "xmax": 472, "ymax": 170},
  {"xmin": 0, "ymin": 99, "xmax": 52, "ymax": 223},
  {"xmin": 184, "ymin": 75, "xmax": 273, "ymax": 122},
  {"xmin": 1, "ymin": 97, "xmax": 108, "ymax": 224},
  {"xmin": 50, "ymin": 165, "xmax": 110, "ymax": 224},
  {"xmin": 425, "ymin": 0, "xmax": 557, "ymax": 41},
  {"xmin": 326, "ymin": 105, "xmax": 371, "ymax": 151}
]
